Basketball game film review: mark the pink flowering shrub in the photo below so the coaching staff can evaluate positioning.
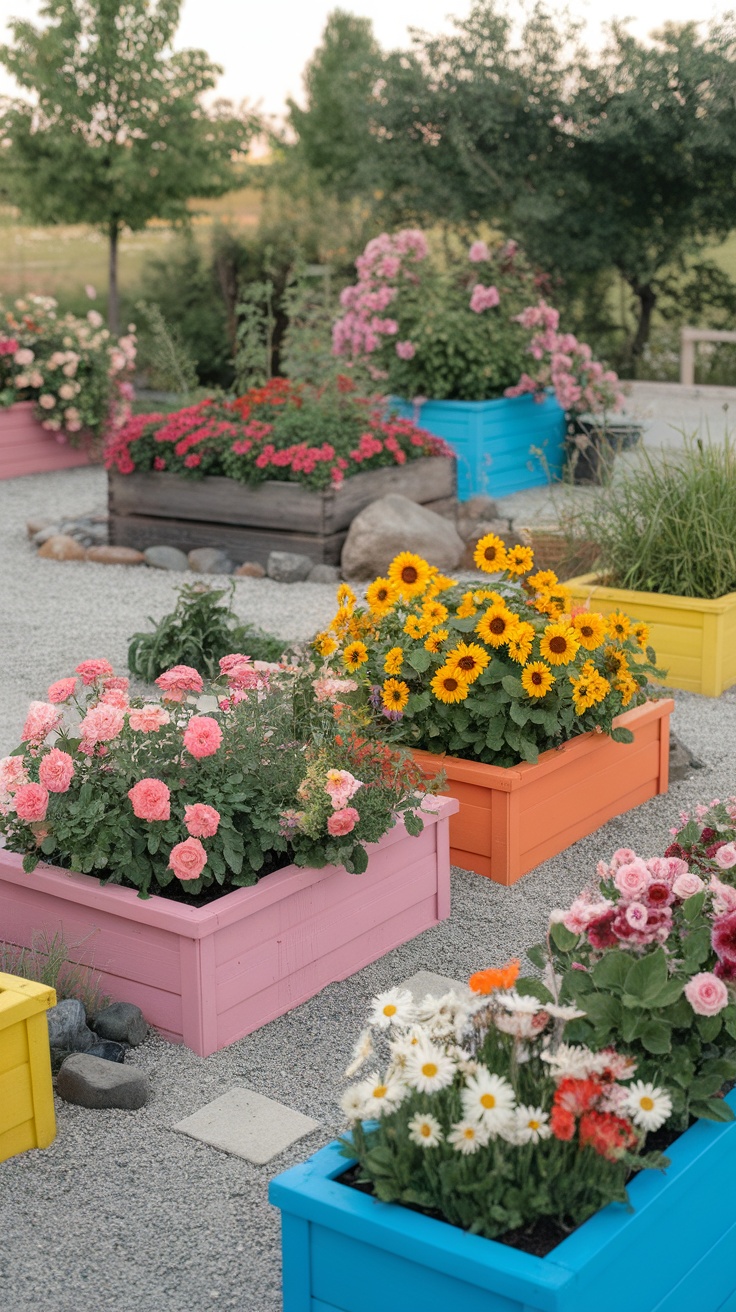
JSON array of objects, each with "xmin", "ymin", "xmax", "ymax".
[
  {"xmin": 0, "ymin": 659, "xmax": 431, "ymax": 902},
  {"xmin": 504, "ymin": 301, "xmax": 624, "ymax": 417},
  {"xmin": 532, "ymin": 833, "xmax": 736, "ymax": 1129},
  {"xmin": 105, "ymin": 376, "xmax": 450, "ymax": 491},
  {"xmin": 0, "ymin": 293, "xmax": 136, "ymax": 444}
]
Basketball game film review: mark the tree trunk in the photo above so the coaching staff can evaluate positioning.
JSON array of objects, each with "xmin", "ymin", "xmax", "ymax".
[
  {"xmin": 108, "ymin": 221, "xmax": 119, "ymax": 335},
  {"xmin": 629, "ymin": 281, "xmax": 656, "ymax": 376}
]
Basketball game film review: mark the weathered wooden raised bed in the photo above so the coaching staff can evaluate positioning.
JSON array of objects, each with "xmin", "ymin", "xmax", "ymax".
[{"xmin": 108, "ymin": 457, "xmax": 456, "ymax": 566}]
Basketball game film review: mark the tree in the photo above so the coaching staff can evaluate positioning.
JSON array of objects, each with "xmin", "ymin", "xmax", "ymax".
[{"xmin": 0, "ymin": 0, "xmax": 258, "ymax": 330}]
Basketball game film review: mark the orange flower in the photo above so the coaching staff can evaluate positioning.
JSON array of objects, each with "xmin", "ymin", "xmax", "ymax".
[{"xmin": 468, "ymin": 958, "xmax": 520, "ymax": 994}]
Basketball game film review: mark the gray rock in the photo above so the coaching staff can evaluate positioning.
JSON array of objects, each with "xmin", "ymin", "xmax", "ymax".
[
  {"xmin": 267, "ymin": 551, "xmax": 314, "ymax": 584},
  {"xmin": 669, "ymin": 732, "xmax": 704, "ymax": 782},
  {"xmin": 143, "ymin": 545, "xmax": 189, "ymax": 571},
  {"xmin": 187, "ymin": 547, "xmax": 234, "ymax": 575},
  {"xmin": 341, "ymin": 493, "xmax": 464, "ymax": 581},
  {"xmin": 94, "ymin": 1001, "xmax": 147, "ymax": 1047},
  {"xmin": 46, "ymin": 998, "xmax": 95, "ymax": 1052},
  {"xmin": 56, "ymin": 1054, "xmax": 148, "ymax": 1110},
  {"xmin": 307, "ymin": 564, "xmax": 341, "ymax": 584},
  {"xmin": 234, "ymin": 561, "xmax": 266, "ymax": 578},
  {"xmin": 27, "ymin": 516, "xmax": 55, "ymax": 538},
  {"xmin": 86, "ymin": 1040, "xmax": 127, "ymax": 1064},
  {"xmin": 33, "ymin": 524, "xmax": 61, "ymax": 546},
  {"xmin": 456, "ymin": 495, "xmax": 500, "ymax": 530}
]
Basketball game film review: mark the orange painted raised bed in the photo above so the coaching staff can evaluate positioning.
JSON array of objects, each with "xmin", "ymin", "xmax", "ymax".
[
  {"xmin": 0, "ymin": 402, "xmax": 92, "ymax": 479},
  {"xmin": 411, "ymin": 699, "xmax": 673, "ymax": 885}
]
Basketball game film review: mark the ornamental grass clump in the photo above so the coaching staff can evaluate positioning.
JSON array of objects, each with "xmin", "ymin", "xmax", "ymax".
[
  {"xmin": 0, "ymin": 658, "xmax": 435, "ymax": 902},
  {"xmin": 575, "ymin": 438, "xmax": 736, "ymax": 599},
  {"xmin": 314, "ymin": 543, "xmax": 660, "ymax": 767},
  {"xmin": 339, "ymin": 965, "xmax": 669, "ymax": 1243}
]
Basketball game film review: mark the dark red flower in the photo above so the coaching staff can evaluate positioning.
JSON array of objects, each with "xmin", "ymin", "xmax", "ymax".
[
  {"xmin": 587, "ymin": 909, "xmax": 618, "ymax": 950},
  {"xmin": 712, "ymin": 911, "xmax": 736, "ymax": 967}
]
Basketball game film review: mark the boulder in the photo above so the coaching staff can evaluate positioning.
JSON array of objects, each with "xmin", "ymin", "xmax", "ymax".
[
  {"xmin": 56, "ymin": 1054, "xmax": 148, "ymax": 1110},
  {"xmin": 86, "ymin": 1040, "xmax": 127, "ymax": 1064},
  {"xmin": 455, "ymin": 496, "xmax": 500, "ymax": 538},
  {"xmin": 37, "ymin": 534, "xmax": 86, "ymax": 561},
  {"xmin": 341, "ymin": 494, "xmax": 464, "ymax": 581},
  {"xmin": 28, "ymin": 518, "xmax": 56, "ymax": 539},
  {"xmin": 187, "ymin": 547, "xmax": 234, "ymax": 575},
  {"xmin": 85, "ymin": 545, "xmax": 145, "ymax": 565},
  {"xmin": 267, "ymin": 551, "xmax": 314, "ymax": 584},
  {"xmin": 46, "ymin": 998, "xmax": 96, "ymax": 1052},
  {"xmin": 93, "ymin": 1001, "xmax": 147, "ymax": 1047},
  {"xmin": 234, "ymin": 561, "xmax": 266, "ymax": 578},
  {"xmin": 307, "ymin": 564, "xmax": 341, "ymax": 584},
  {"xmin": 143, "ymin": 545, "xmax": 189, "ymax": 571}
]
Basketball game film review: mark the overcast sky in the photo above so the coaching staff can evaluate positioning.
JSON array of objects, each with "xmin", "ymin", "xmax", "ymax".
[{"xmin": 0, "ymin": 0, "xmax": 731, "ymax": 119}]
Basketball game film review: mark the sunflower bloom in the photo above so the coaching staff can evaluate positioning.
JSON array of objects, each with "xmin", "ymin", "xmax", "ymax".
[
  {"xmin": 507, "ymin": 620, "xmax": 535, "ymax": 665},
  {"xmin": 403, "ymin": 614, "xmax": 426, "ymax": 639},
  {"xmin": 445, "ymin": 642, "xmax": 489, "ymax": 684},
  {"xmin": 424, "ymin": 628, "xmax": 449, "ymax": 654},
  {"xmin": 336, "ymin": 583, "xmax": 357, "ymax": 613},
  {"xmin": 570, "ymin": 666, "xmax": 610, "ymax": 714},
  {"xmin": 607, "ymin": 610, "xmax": 631, "ymax": 641},
  {"xmin": 571, "ymin": 611, "xmax": 607, "ymax": 651},
  {"xmin": 473, "ymin": 532, "xmax": 508, "ymax": 573},
  {"xmin": 521, "ymin": 661, "xmax": 555, "ymax": 698},
  {"xmin": 329, "ymin": 608, "xmax": 353, "ymax": 637},
  {"xmin": 632, "ymin": 621, "xmax": 650, "ymax": 649},
  {"xmin": 505, "ymin": 544, "xmax": 534, "ymax": 575},
  {"xmin": 604, "ymin": 646, "xmax": 629, "ymax": 676},
  {"xmin": 426, "ymin": 573, "xmax": 457, "ymax": 596},
  {"xmin": 421, "ymin": 600, "xmax": 449, "ymax": 629},
  {"xmin": 343, "ymin": 641, "xmax": 369, "ymax": 671},
  {"xmin": 540, "ymin": 622, "xmax": 580, "ymax": 666},
  {"xmin": 469, "ymin": 959, "xmax": 520, "ymax": 994},
  {"xmin": 366, "ymin": 577, "xmax": 399, "ymax": 616},
  {"xmin": 382, "ymin": 678, "xmax": 410, "ymax": 712},
  {"xmin": 383, "ymin": 646, "xmax": 404, "ymax": 676},
  {"xmin": 456, "ymin": 592, "xmax": 478, "ymax": 619},
  {"xmin": 314, "ymin": 631, "xmax": 338, "ymax": 658},
  {"xmin": 475, "ymin": 603, "xmax": 518, "ymax": 647},
  {"xmin": 387, "ymin": 551, "xmax": 432, "ymax": 598},
  {"xmin": 615, "ymin": 673, "xmax": 639, "ymax": 707},
  {"xmin": 473, "ymin": 588, "xmax": 504, "ymax": 606},
  {"xmin": 528, "ymin": 569, "xmax": 559, "ymax": 592},
  {"xmin": 430, "ymin": 666, "xmax": 469, "ymax": 704}
]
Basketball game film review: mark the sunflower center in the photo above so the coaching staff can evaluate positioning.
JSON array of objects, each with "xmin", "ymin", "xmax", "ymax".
[
  {"xmin": 531, "ymin": 671, "xmax": 543, "ymax": 684},
  {"xmin": 489, "ymin": 617, "xmax": 506, "ymax": 634},
  {"xmin": 401, "ymin": 565, "xmax": 418, "ymax": 584},
  {"xmin": 640, "ymin": 1096, "xmax": 654, "ymax": 1111},
  {"xmin": 483, "ymin": 547, "xmax": 498, "ymax": 562},
  {"xmin": 443, "ymin": 677, "xmax": 459, "ymax": 691},
  {"xmin": 377, "ymin": 588, "xmax": 388, "ymax": 601},
  {"xmin": 480, "ymin": 1093, "xmax": 496, "ymax": 1109},
  {"xmin": 421, "ymin": 1062, "xmax": 438, "ymax": 1078},
  {"xmin": 549, "ymin": 636, "xmax": 568, "ymax": 654},
  {"xmin": 458, "ymin": 656, "xmax": 476, "ymax": 670},
  {"xmin": 581, "ymin": 626, "xmax": 593, "ymax": 638}
]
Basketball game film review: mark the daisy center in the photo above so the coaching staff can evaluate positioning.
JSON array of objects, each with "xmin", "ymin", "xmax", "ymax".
[
  {"xmin": 373, "ymin": 1085, "xmax": 388, "ymax": 1099},
  {"xmin": 420, "ymin": 1124, "xmax": 432, "ymax": 1137},
  {"xmin": 640, "ymin": 1096, "xmax": 655, "ymax": 1111},
  {"xmin": 463, "ymin": 1126, "xmax": 476, "ymax": 1139},
  {"xmin": 528, "ymin": 1119, "xmax": 540, "ymax": 1131},
  {"xmin": 421, "ymin": 1062, "xmax": 438, "ymax": 1078},
  {"xmin": 382, "ymin": 1004, "xmax": 397, "ymax": 1016},
  {"xmin": 480, "ymin": 1093, "xmax": 496, "ymax": 1109}
]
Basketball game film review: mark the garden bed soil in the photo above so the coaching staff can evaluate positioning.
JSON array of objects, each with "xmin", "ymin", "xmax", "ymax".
[
  {"xmin": 0, "ymin": 402, "xmax": 93, "ymax": 479},
  {"xmin": 108, "ymin": 457, "xmax": 456, "ymax": 567}
]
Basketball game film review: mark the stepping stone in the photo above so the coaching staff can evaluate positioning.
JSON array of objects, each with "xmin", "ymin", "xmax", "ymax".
[
  {"xmin": 398, "ymin": 970, "xmax": 465, "ymax": 1003},
  {"xmin": 173, "ymin": 1087, "xmax": 319, "ymax": 1165}
]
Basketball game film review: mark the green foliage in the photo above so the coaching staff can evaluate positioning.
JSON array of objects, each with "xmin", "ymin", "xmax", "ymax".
[
  {"xmin": 575, "ymin": 438, "xmax": 736, "ymax": 599},
  {"xmin": 0, "ymin": 930, "xmax": 108, "ymax": 1014},
  {"xmin": 136, "ymin": 236, "xmax": 235, "ymax": 389},
  {"xmin": 135, "ymin": 300, "xmax": 201, "ymax": 398},
  {"xmin": 280, "ymin": 261, "xmax": 352, "ymax": 388},
  {"xmin": 127, "ymin": 584, "xmax": 287, "ymax": 682},
  {"xmin": 234, "ymin": 277, "xmax": 277, "ymax": 391}
]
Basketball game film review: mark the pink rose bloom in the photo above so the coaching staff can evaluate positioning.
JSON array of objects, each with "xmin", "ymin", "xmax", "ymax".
[
  {"xmin": 684, "ymin": 972, "xmax": 729, "ymax": 1017},
  {"xmin": 327, "ymin": 806, "xmax": 360, "ymax": 837},
  {"xmin": 183, "ymin": 716, "xmax": 223, "ymax": 759},
  {"xmin": 128, "ymin": 705, "xmax": 170, "ymax": 733},
  {"xmin": 611, "ymin": 847, "xmax": 637, "ymax": 868},
  {"xmin": 469, "ymin": 283, "xmax": 500, "ymax": 313},
  {"xmin": 468, "ymin": 240, "xmax": 490, "ymax": 263},
  {"xmin": 14, "ymin": 782, "xmax": 49, "ymax": 823},
  {"xmin": 324, "ymin": 769, "xmax": 362, "ymax": 809},
  {"xmin": 646, "ymin": 880, "xmax": 675, "ymax": 908},
  {"xmin": 625, "ymin": 902, "xmax": 648, "ymax": 928},
  {"xmin": 38, "ymin": 748, "xmax": 75, "ymax": 794},
  {"xmin": 613, "ymin": 860, "xmax": 650, "ymax": 899},
  {"xmin": 75, "ymin": 659, "xmax": 114, "ymax": 685},
  {"xmin": 672, "ymin": 872, "xmax": 705, "ymax": 900},
  {"xmin": 709, "ymin": 874, "xmax": 736, "ymax": 915},
  {"xmin": 219, "ymin": 654, "xmax": 253, "ymax": 687},
  {"xmin": 155, "ymin": 665, "xmax": 204, "ymax": 701},
  {"xmin": 128, "ymin": 778, "xmax": 171, "ymax": 822},
  {"xmin": 313, "ymin": 676, "xmax": 358, "ymax": 703},
  {"xmin": 184, "ymin": 803, "xmax": 220, "ymax": 838},
  {"xmin": 395, "ymin": 340, "xmax": 416, "ymax": 360},
  {"xmin": 561, "ymin": 896, "xmax": 614, "ymax": 935},
  {"xmin": 48, "ymin": 677, "xmax": 77, "ymax": 704},
  {"xmin": 168, "ymin": 837, "xmax": 207, "ymax": 881},
  {"xmin": 103, "ymin": 676, "xmax": 130, "ymax": 693},
  {"xmin": 79, "ymin": 703, "xmax": 125, "ymax": 744},
  {"xmin": 0, "ymin": 755, "xmax": 29, "ymax": 795},
  {"xmin": 101, "ymin": 687, "xmax": 129, "ymax": 710},
  {"xmin": 21, "ymin": 701, "xmax": 62, "ymax": 744},
  {"xmin": 712, "ymin": 911, "xmax": 736, "ymax": 967},
  {"xmin": 715, "ymin": 843, "xmax": 736, "ymax": 870}
]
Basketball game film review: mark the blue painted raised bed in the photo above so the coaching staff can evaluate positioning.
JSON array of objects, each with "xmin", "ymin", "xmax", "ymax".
[
  {"xmin": 390, "ymin": 392, "xmax": 566, "ymax": 501},
  {"xmin": 269, "ymin": 1089, "xmax": 736, "ymax": 1312}
]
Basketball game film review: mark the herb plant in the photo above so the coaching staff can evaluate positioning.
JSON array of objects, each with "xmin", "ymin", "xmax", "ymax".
[{"xmin": 127, "ymin": 584, "xmax": 287, "ymax": 682}]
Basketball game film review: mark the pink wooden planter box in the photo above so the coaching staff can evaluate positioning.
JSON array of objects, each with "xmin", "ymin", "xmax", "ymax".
[
  {"xmin": 0, "ymin": 401, "xmax": 92, "ymax": 479},
  {"xmin": 0, "ymin": 798, "xmax": 457, "ymax": 1057}
]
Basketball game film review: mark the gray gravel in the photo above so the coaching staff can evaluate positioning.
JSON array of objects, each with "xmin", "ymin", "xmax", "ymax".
[{"xmin": 1, "ymin": 468, "xmax": 736, "ymax": 1311}]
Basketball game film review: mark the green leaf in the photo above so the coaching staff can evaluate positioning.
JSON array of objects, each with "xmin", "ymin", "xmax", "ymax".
[
  {"xmin": 623, "ymin": 948, "xmax": 669, "ymax": 1006},
  {"xmin": 591, "ymin": 951, "xmax": 631, "ymax": 991},
  {"xmin": 526, "ymin": 944, "xmax": 547, "ymax": 971},
  {"xmin": 22, "ymin": 851, "xmax": 39, "ymax": 873},
  {"xmin": 581, "ymin": 992, "xmax": 621, "ymax": 1031},
  {"xmin": 697, "ymin": 1014, "xmax": 723, "ymax": 1042},
  {"xmin": 550, "ymin": 922, "xmax": 579, "ymax": 953},
  {"xmin": 409, "ymin": 690, "xmax": 432, "ymax": 713},
  {"xmin": 682, "ymin": 891, "xmax": 706, "ymax": 922},
  {"xmin": 610, "ymin": 726, "xmax": 634, "ymax": 743},
  {"xmin": 516, "ymin": 976, "xmax": 554, "ymax": 1004},
  {"xmin": 403, "ymin": 810, "xmax": 424, "ymax": 837},
  {"xmin": 638, "ymin": 1019, "xmax": 672, "ymax": 1054},
  {"xmin": 40, "ymin": 836, "xmax": 56, "ymax": 855},
  {"xmin": 648, "ymin": 978, "xmax": 685, "ymax": 1008},
  {"xmin": 407, "ymin": 648, "xmax": 432, "ymax": 673},
  {"xmin": 501, "ymin": 675, "xmax": 524, "ymax": 697},
  {"xmin": 690, "ymin": 1098, "xmax": 735, "ymax": 1123}
]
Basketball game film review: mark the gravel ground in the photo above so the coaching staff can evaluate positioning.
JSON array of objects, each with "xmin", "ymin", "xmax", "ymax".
[{"xmin": 1, "ymin": 468, "xmax": 736, "ymax": 1311}]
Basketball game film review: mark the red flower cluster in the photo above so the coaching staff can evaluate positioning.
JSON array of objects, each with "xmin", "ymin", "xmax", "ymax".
[{"xmin": 550, "ymin": 1076, "xmax": 638, "ymax": 1161}]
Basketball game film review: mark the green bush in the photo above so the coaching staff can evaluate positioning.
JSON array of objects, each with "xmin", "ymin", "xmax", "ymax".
[{"xmin": 128, "ymin": 584, "xmax": 288, "ymax": 682}]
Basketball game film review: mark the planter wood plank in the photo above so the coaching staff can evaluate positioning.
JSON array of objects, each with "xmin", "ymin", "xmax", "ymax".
[
  {"xmin": 0, "ymin": 402, "xmax": 91, "ymax": 479},
  {"xmin": 0, "ymin": 798, "xmax": 457, "ymax": 1057},
  {"xmin": 108, "ymin": 457, "xmax": 456, "ymax": 566},
  {"xmin": 411, "ymin": 699, "xmax": 673, "ymax": 884}
]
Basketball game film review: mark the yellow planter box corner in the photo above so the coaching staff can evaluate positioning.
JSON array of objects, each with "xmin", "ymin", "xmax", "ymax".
[{"xmin": 0, "ymin": 972, "xmax": 57, "ymax": 1163}]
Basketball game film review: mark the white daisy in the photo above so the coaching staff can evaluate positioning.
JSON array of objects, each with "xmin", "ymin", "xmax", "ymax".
[
  {"xmin": 407, "ymin": 1112, "xmax": 443, "ymax": 1148},
  {"xmin": 544, "ymin": 1003, "xmax": 587, "ymax": 1022},
  {"xmin": 496, "ymin": 990, "xmax": 542, "ymax": 1014},
  {"xmin": 541, "ymin": 1043, "xmax": 608, "ymax": 1080},
  {"xmin": 361, "ymin": 1072, "xmax": 408, "ymax": 1119},
  {"xmin": 344, "ymin": 1028, "xmax": 373, "ymax": 1078},
  {"xmin": 368, "ymin": 988, "xmax": 416, "ymax": 1029},
  {"xmin": 460, "ymin": 1068, "xmax": 516, "ymax": 1131},
  {"xmin": 416, "ymin": 990, "xmax": 471, "ymax": 1041},
  {"xmin": 624, "ymin": 1081, "xmax": 673, "ymax": 1131},
  {"xmin": 448, "ymin": 1119, "xmax": 490, "ymax": 1155},
  {"xmin": 340, "ymin": 1082, "xmax": 370, "ymax": 1123},
  {"xmin": 513, "ymin": 1105, "xmax": 551, "ymax": 1144},
  {"xmin": 404, "ymin": 1042, "xmax": 457, "ymax": 1094}
]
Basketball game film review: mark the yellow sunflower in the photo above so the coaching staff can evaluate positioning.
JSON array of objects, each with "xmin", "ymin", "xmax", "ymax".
[
  {"xmin": 521, "ymin": 662, "xmax": 555, "ymax": 698},
  {"xmin": 445, "ymin": 642, "xmax": 490, "ymax": 684},
  {"xmin": 421, "ymin": 600, "xmax": 449, "ymax": 629},
  {"xmin": 426, "ymin": 573, "xmax": 457, "ymax": 597},
  {"xmin": 329, "ymin": 608, "xmax": 353, "ymax": 638},
  {"xmin": 387, "ymin": 552, "xmax": 432, "ymax": 599},
  {"xmin": 604, "ymin": 646, "xmax": 629, "ymax": 677},
  {"xmin": 424, "ymin": 628, "xmax": 449, "ymax": 654},
  {"xmin": 403, "ymin": 614, "xmax": 426, "ymax": 639},
  {"xmin": 475, "ymin": 604, "xmax": 518, "ymax": 648},
  {"xmin": 632, "ymin": 621, "xmax": 650, "ymax": 650},
  {"xmin": 571, "ymin": 611, "xmax": 607, "ymax": 651},
  {"xmin": 615, "ymin": 672, "xmax": 639, "ymax": 707},
  {"xmin": 336, "ymin": 583, "xmax": 357, "ymax": 613},
  {"xmin": 528, "ymin": 569, "xmax": 559, "ymax": 592},
  {"xmin": 430, "ymin": 665, "xmax": 470, "ymax": 704},
  {"xmin": 366, "ymin": 577, "xmax": 399, "ymax": 616},
  {"xmin": 472, "ymin": 588, "xmax": 505, "ymax": 606},
  {"xmin": 570, "ymin": 666, "xmax": 610, "ymax": 714},
  {"xmin": 539, "ymin": 622, "xmax": 580, "ymax": 666},
  {"xmin": 473, "ymin": 532, "xmax": 508, "ymax": 574},
  {"xmin": 607, "ymin": 611, "xmax": 631, "ymax": 641},
  {"xmin": 456, "ymin": 592, "xmax": 478, "ymax": 619},
  {"xmin": 382, "ymin": 678, "xmax": 410, "ymax": 712},
  {"xmin": 384, "ymin": 646, "xmax": 405, "ymax": 676},
  {"xmin": 343, "ymin": 641, "xmax": 369, "ymax": 671},
  {"xmin": 314, "ymin": 631, "xmax": 338, "ymax": 659},
  {"xmin": 507, "ymin": 620, "xmax": 536, "ymax": 665},
  {"xmin": 505, "ymin": 544, "xmax": 535, "ymax": 576}
]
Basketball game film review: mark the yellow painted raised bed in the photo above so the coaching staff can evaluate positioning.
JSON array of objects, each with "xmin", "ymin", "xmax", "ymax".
[
  {"xmin": 0, "ymin": 973, "xmax": 56, "ymax": 1162},
  {"xmin": 565, "ymin": 573, "xmax": 736, "ymax": 697}
]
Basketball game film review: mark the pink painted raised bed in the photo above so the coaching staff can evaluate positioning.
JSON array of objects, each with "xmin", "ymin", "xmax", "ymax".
[
  {"xmin": 0, "ymin": 797, "xmax": 457, "ymax": 1057},
  {"xmin": 0, "ymin": 402, "xmax": 92, "ymax": 479}
]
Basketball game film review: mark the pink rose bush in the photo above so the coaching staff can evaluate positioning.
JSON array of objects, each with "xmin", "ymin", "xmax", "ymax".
[
  {"xmin": 0, "ymin": 658, "xmax": 432, "ymax": 900},
  {"xmin": 505, "ymin": 300, "xmax": 624, "ymax": 417}
]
